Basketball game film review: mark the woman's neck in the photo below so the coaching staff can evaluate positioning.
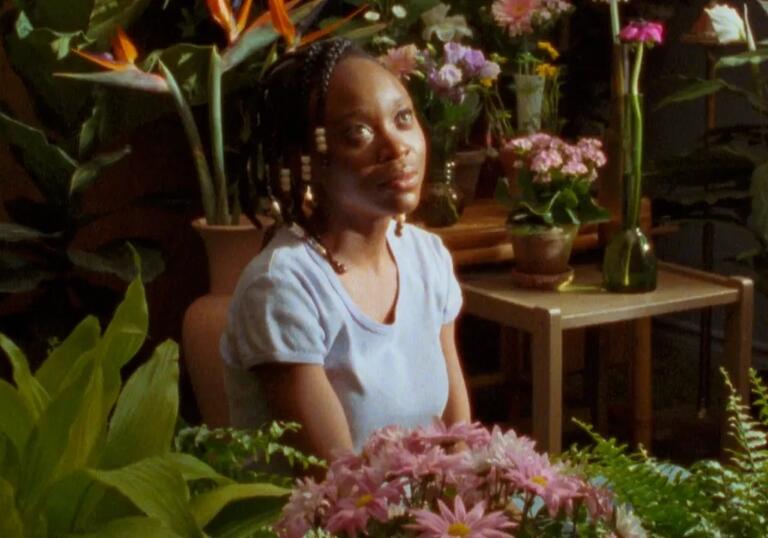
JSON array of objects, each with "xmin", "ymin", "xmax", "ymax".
[{"xmin": 319, "ymin": 214, "xmax": 393, "ymax": 271}]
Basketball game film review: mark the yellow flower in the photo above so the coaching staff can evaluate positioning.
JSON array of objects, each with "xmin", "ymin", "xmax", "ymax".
[
  {"xmin": 536, "ymin": 63, "xmax": 559, "ymax": 78},
  {"xmin": 537, "ymin": 40, "xmax": 560, "ymax": 60},
  {"xmin": 480, "ymin": 77, "xmax": 494, "ymax": 88}
]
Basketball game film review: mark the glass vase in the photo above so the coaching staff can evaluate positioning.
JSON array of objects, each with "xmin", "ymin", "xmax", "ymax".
[
  {"xmin": 420, "ymin": 159, "xmax": 463, "ymax": 228},
  {"xmin": 514, "ymin": 73, "xmax": 545, "ymax": 133},
  {"xmin": 602, "ymin": 93, "xmax": 657, "ymax": 292}
]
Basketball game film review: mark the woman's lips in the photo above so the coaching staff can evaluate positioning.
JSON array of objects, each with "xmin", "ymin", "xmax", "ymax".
[{"xmin": 379, "ymin": 167, "xmax": 419, "ymax": 191}]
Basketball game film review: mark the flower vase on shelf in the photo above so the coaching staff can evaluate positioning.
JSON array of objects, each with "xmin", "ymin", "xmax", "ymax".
[
  {"xmin": 420, "ymin": 159, "xmax": 463, "ymax": 228},
  {"xmin": 514, "ymin": 73, "xmax": 545, "ymax": 133},
  {"xmin": 602, "ymin": 92, "xmax": 657, "ymax": 292}
]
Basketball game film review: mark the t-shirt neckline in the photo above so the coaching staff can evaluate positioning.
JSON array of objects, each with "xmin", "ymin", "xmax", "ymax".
[{"xmin": 303, "ymin": 221, "xmax": 401, "ymax": 334}]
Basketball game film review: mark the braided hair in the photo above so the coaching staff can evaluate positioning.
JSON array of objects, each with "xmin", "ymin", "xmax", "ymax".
[{"xmin": 255, "ymin": 38, "xmax": 369, "ymax": 235}]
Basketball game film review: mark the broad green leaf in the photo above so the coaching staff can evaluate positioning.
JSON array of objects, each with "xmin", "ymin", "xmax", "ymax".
[
  {"xmin": 142, "ymin": 43, "xmax": 215, "ymax": 106},
  {"xmin": 44, "ymin": 470, "xmax": 101, "ymax": 535},
  {"xmin": 56, "ymin": 69, "xmax": 169, "ymax": 94},
  {"xmin": 0, "ymin": 269, "xmax": 56, "ymax": 293},
  {"xmin": 0, "ymin": 434, "xmax": 22, "ymax": 487},
  {"xmin": 716, "ymin": 49, "xmax": 768, "ymax": 69},
  {"xmin": 88, "ymin": 457, "xmax": 205, "ymax": 538},
  {"xmin": 36, "ymin": 315, "xmax": 101, "ymax": 396},
  {"xmin": 16, "ymin": 354, "xmax": 100, "ymax": 510},
  {"xmin": 0, "ymin": 110, "xmax": 77, "ymax": 204},
  {"xmin": 0, "ymin": 223, "xmax": 58, "ymax": 243},
  {"xmin": 0, "ymin": 380, "xmax": 33, "ymax": 454},
  {"xmin": 27, "ymin": 0, "xmax": 95, "ymax": 32},
  {"xmin": 339, "ymin": 22, "xmax": 388, "ymax": 42},
  {"xmin": 5, "ymin": 12, "xmax": 93, "ymax": 127},
  {"xmin": 72, "ymin": 516, "xmax": 182, "ymax": 538},
  {"xmin": 190, "ymin": 483, "xmax": 289, "ymax": 528},
  {"xmin": 0, "ymin": 334, "xmax": 50, "ymax": 420},
  {"xmin": 87, "ymin": 0, "xmax": 153, "ymax": 45},
  {"xmin": 657, "ymin": 79, "xmax": 726, "ymax": 109},
  {"xmin": 751, "ymin": 161, "xmax": 768, "ymax": 247},
  {"xmin": 69, "ymin": 146, "xmax": 131, "ymax": 196},
  {"xmin": 68, "ymin": 242, "xmax": 165, "ymax": 283},
  {"xmin": 165, "ymin": 453, "xmax": 232, "ymax": 486},
  {"xmin": 0, "ymin": 477, "xmax": 24, "ymax": 537},
  {"xmin": 203, "ymin": 497, "xmax": 285, "ymax": 538},
  {"xmin": 103, "ymin": 341, "xmax": 179, "ymax": 468}
]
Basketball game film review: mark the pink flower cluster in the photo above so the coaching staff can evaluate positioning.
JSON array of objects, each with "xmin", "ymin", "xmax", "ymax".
[
  {"xmin": 619, "ymin": 20, "xmax": 665, "ymax": 45},
  {"xmin": 276, "ymin": 421, "xmax": 630, "ymax": 537},
  {"xmin": 504, "ymin": 133, "xmax": 607, "ymax": 184},
  {"xmin": 492, "ymin": 0, "xmax": 573, "ymax": 38}
]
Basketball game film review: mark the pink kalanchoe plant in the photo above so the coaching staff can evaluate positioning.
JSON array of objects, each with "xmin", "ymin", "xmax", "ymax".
[{"xmin": 275, "ymin": 421, "xmax": 643, "ymax": 537}]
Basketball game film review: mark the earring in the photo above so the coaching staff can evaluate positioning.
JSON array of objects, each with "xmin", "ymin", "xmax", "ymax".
[
  {"xmin": 279, "ymin": 168, "xmax": 292, "ymax": 194},
  {"xmin": 395, "ymin": 213, "xmax": 405, "ymax": 237},
  {"xmin": 300, "ymin": 155, "xmax": 312, "ymax": 182},
  {"xmin": 314, "ymin": 127, "xmax": 328, "ymax": 155}
]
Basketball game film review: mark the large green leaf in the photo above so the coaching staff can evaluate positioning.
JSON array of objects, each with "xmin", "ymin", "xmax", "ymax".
[
  {"xmin": 0, "ymin": 334, "xmax": 50, "ymax": 421},
  {"xmin": 68, "ymin": 242, "xmax": 165, "ymax": 283},
  {"xmin": 0, "ymin": 477, "xmax": 24, "ymax": 537},
  {"xmin": 0, "ymin": 380, "xmax": 33, "ymax": 455},
  {"xmin": 102, "ymin": 341, "xmax": 179, "ymax": 469},
  {"xmin": 0, "ymin": 435, "xmax": 21, "ymax": 489},
  {"xmin": 143, "ymin": 43, "xmax": 215, "ymax": 106},
  {"xmin": 72, "ymin": 516, "xmax": 182, "ymax": 538},
  {"xmin": 751, "ymin": 161, "xmax": 768, "ymax": 247},
  {"xmin": 190, "ymin": 483, "xmax": 289, "ymax": 529},
  {"xmin": 0, "ymin": 269, "xmax": 57, "ymax": 294},
  {"xmin": 88, "ymin": 457, "xmax": 205, "ymax": 538},
  {"xmin": 16, "ymin": 354, "xmax": 101, "ymax": 510},
  {"xmin": 716, "ymin": 49, "xmax": 768, "ymax": 69},
  {"xmin": 69, "ymin": 145, "xmax": 131, "ymax": 196},
  {"xmin": 56, "ymin": 69, "xmax": 170, "ymax": 94},
  {"xmin": 203, "ymin": 497, "xmax": 285, "ymax": 538},
  {"xmin": 165, "ymin": 453, "xmax": 232, "ymax": 486},
  {"xmin": 0, "ymin": 223, "xmax": 58, "ymax": 243},
  {"xmin": 35, "ymin": 315, "xmax": 101, "ymax": 396},
  {"xmin": 87, "ymin": 0, "xmax": 153, "ymax": 46},
  {"xmin": 5, "ymin": 12, "xmax": 93, "ymax": 127},
  {"xmin": 0, "ymin": 111, "xmax": 77, "ymax": 204},
  {"xmin": 657, "ymin": 79, "xmax": 726, "ymax": 109}
]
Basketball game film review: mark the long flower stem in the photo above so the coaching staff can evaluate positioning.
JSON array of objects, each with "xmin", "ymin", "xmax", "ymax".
[
  {"xmin": 609, "ymin": 0, "xmax": 621, "ymax": 44},
  {"xmin": 159, "ymin": 61, "xmax": 216, "ymax": 223},
  {"xmin": 209, "ymin": 46, "xmax": 231, "ymax": 225},
  {"xmin": 627, "ymin": 43, "xmax": 644, "ymax": 229}
]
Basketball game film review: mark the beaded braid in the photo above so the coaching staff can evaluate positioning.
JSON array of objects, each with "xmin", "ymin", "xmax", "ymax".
[{"xmin": 256, "ymin": 38, "xmax": 384, "ymax": 273}]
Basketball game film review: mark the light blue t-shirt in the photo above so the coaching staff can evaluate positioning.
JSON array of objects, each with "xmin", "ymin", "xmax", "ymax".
[{"xmin": 220, "ymin": 221, "xmax": 463, "ymax": 449}]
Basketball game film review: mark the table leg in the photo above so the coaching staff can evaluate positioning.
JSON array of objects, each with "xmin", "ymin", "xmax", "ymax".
[
  {"xmin": 721, "ymin": 277, "xmax": 754, "ymax": 453},
  {"xmin": 531, "ymin": 308, "xmax": 563, "ymax": 454},
  {"xmin": 632, "ymin": 317, "xmax": 653, "ymax": 450}
]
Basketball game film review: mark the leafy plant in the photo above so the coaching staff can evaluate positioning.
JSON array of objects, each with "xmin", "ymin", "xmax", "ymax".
[
  {"xmin": 568, "ymin": 368, "xmax": 768, "ymax": 537},
  {"xmin": 0, "ymin": 254, "xmax": 289, "ymax": 537}
]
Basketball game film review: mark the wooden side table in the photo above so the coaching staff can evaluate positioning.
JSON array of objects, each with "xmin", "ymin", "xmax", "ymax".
[{"xmin": 460, "ymin": 262, "xmax": 754, "ymax": 454}]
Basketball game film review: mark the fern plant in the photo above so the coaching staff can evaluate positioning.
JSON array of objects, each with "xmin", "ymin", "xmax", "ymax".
[{"xmin": 568, "ymin": 369, "xmax": 768, "ymax": 537}]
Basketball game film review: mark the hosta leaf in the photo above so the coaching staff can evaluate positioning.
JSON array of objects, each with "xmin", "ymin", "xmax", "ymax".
[
  {"xmin": 0, "ymin": 334, "xmax": 50, "ymax": 421},
  {"xmin": 72, "ymin": 516, "xmax": 182, "ymax": 538},
  {"xmin": 165, "ymin": 453, "xmax": 232, "ymax": 485},
  {"xmin": 0, "ymin": 477, "xmax": 23, "ymax": 537},
  {"xmin": 0, "ymin": 380, "xmax": 32, "ymax": 455},
  {"xmin": 35, "ymin": 315, "xmax": 101, "ymax": 396},
  {"xmin": 103, "ymin": 341, "xmax": 179, "ymax": 468},
  {"xmin": 190, "ymin": 483, "xmax": 289, "ymax": 528},
  {"xmin": 88, "ymin": 457, "xmax": 204, "ymax": 538}
]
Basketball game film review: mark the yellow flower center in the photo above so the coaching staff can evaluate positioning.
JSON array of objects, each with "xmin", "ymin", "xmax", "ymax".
[
  {"xmin": 355, "ymin": 493, "xmax": 374, "ymax": 508},
  {"xmin": 532, "ymin": 475, "xmax": 549, "ymax": 487},
  {"xmin": 447, "ymin": 522, "xmax": 472, "ymax": 536}
]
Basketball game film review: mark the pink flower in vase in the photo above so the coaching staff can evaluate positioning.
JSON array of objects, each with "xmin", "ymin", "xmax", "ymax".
[
  {"xmin": 619, "ymin": 20, "xmax": 665, "ymax": 44},
  {"xmin": 379, "ymin": 44, "xmax": 420, "ymax": 79}
]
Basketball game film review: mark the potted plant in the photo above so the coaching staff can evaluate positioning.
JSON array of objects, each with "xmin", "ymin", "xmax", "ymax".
[
  {"xmin": 55, "ymin": 0, "xmax": 370, "ymax": 425},
  {"xmin": 497, "ymin": 132, "xmax": 610, "ymax": 288}
]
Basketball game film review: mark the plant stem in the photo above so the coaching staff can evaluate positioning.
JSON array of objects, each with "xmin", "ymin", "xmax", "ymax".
[
  {"xmin": 609, "ymin": 0, "xmax": 621, "ymax": 45},
  {"xmin": 209, "ymin": 47, "xmax": 231, "ymax": 225},
  {"xmin": 627, "ymin": 44, "xmax": 644, "ymax": 229},
  {"xmin": 159, "ymin": 61, "xmax": 217, "ymax": 223}
]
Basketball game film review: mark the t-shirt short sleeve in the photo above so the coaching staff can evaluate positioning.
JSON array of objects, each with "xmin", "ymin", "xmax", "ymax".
[
  {"xmin": 224, "ymin": 271, "xmax": 327, "ymax": 369},
  {"xmin": 434, "ymin": 235, "xmax": 463, "ymax": 325}
]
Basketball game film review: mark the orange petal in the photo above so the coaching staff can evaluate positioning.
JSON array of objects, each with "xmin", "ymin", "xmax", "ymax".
[
  {"xmin": 300, "ymin": 4, "xmax": 368, "ymax": 46},
  {"xmin": 112, "ymin": 27, "xmax": 138, "ymax": 64},
  {"xmin": 73, "ymin": 48, "xmax": 128, "ymax": 71},
  {"xmin": 268, "ymin": 0, "xmax": 295, "ymax": 46},
  {"xmin": 248, "ymin": 0, "xmax": 301, "ymax": 31},
  {"xmin": 207, "ymin": 0, "xmax": 237, "ymax": 39},
  {"xmin": 236, "ymin": 0, "xmax": 254, "ymax": 34}
]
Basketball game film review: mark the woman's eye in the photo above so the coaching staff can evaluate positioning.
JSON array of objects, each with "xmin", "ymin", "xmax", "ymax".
[
  {"xmin": 344, "ymin": 124, "xmax": 373, "ymax": 143},
  {"xmin": 396, "ymin": 109, "xmax": 414, "ymax": 126}
]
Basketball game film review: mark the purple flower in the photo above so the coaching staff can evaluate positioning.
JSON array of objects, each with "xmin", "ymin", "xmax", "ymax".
[
  {"xmin": 479, "ymin": 60, "xmax": 501, "ymax": 81},
  {"xmin": 444, "ymin": 41, "xmax": 470, "ymax": 65},
  {"xmin": 431, "ymin": 63, "xmax": 463, "ymax": 90}
]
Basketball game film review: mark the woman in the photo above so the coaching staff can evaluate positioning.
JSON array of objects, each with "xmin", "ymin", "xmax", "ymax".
[{"xmin": 220, "ymin": 38, "xmax": 471, "ymax": 462}]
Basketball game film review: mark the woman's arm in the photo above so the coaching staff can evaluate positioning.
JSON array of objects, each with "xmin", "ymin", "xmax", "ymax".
[
  {"xmin": 255, "ymin": 363, "xmax": 354, "ymax": 463},
  {"xmin": 440, "ymin": 322, "xmax": 472, "ymax": 424}
]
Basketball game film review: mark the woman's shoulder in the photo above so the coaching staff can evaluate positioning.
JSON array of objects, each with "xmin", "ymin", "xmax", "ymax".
[
  {"xmin": 239, "ymin": 225, "xmax": 316, "ymax": 287},
  {"xmin": 397, "ymin": 222, "xmax": 450, "ymax": 261}
]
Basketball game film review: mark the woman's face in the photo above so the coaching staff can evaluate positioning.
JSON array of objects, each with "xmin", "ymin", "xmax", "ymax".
[{"xmin": 319, "ymin": 56, "xmax": 427, "ymax": 225}]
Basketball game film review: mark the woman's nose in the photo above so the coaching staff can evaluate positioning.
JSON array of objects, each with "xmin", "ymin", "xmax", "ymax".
[{"xmin": 378, "ymin": 129, "xmax": 409, "ymax": 163}]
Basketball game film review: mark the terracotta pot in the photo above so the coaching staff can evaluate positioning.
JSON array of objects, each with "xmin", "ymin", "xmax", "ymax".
[
  {"xmin": 453, "ymin": 149, "xmax": 487, "ymax": 205},
  {"xmin": 510, "ymin": 224, "xmax": 578, "ymax": 275},
  {"xmin": 181, "ymin": 215, "xmax": 272, "ymax": 426}
]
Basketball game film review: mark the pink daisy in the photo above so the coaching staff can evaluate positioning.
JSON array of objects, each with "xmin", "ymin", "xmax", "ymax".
[
  {"xmin": 409, "ymin": 496, "xmax": 515, "ymax": 537},
  {"xmin": 379, "ymin": 44, "xmax": 420, "ymax": 79}
]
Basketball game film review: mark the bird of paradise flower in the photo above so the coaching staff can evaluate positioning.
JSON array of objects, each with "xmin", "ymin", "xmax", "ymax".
[{"xmin": 58, "ymin": 0, "xmax": 367, "ymax": 225}]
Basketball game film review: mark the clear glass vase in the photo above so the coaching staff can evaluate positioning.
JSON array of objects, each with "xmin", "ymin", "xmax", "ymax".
[
  {"xmin": 420, "ymin": 160, "xmax": 463, "ymax": 228},
  {"xmin": 602, "ymin": 93, "xmax": 657, "ymax": 292}
]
